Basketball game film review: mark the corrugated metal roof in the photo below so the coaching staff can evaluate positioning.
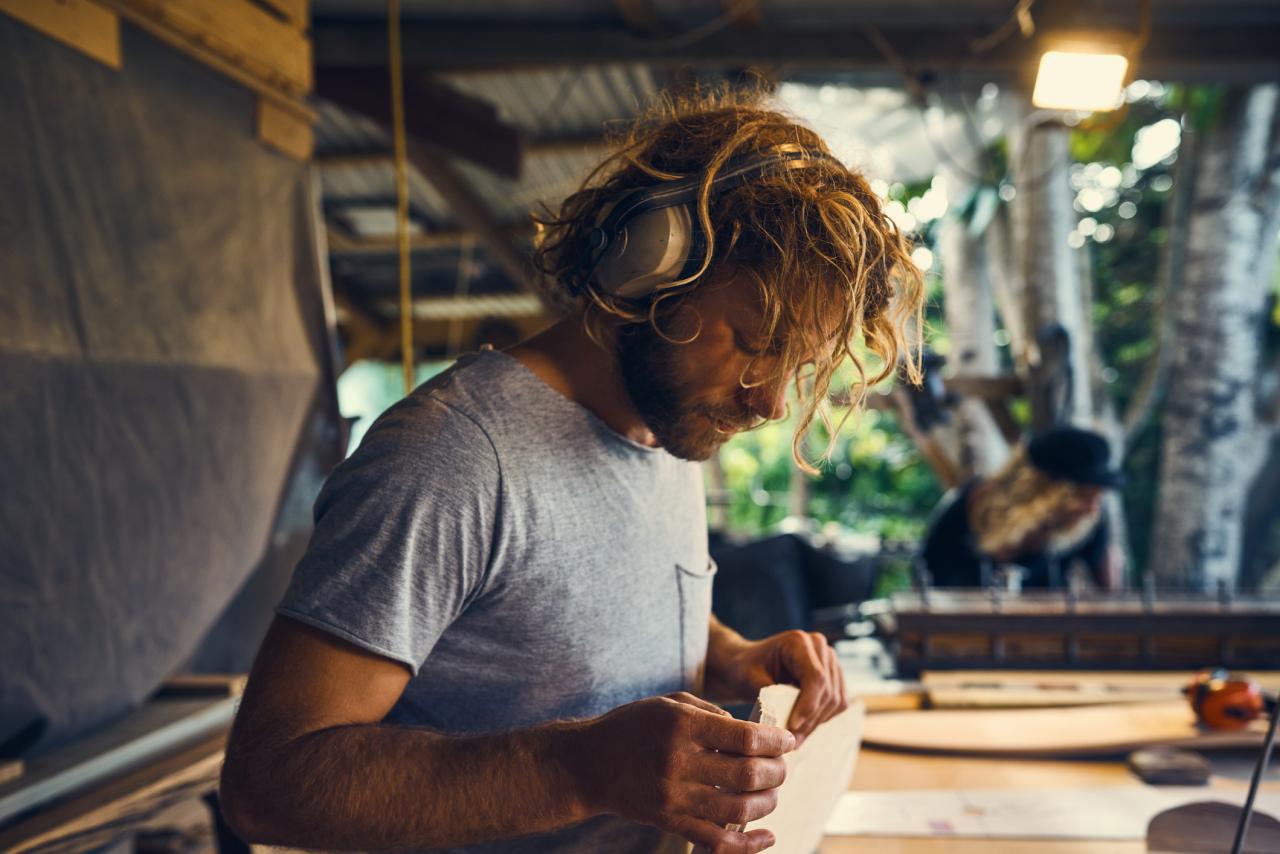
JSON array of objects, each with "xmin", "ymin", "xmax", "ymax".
[
  {"xmin": 319, "ymin": 160, "xmax": 460, "ymax": 230},
  {"xmin": 441, "ymin": 65, "xmax": 658, "ymax": 138},
  {"xmin": 312, "ymin": 99, "xmax": 385, "ymax": 153},
  {"xmin": 455, "ymin": 147, "xmax": 604, "ymax": 226},
  {"xmin": 314, "ymin": 63, "xmax": 657, "ymax": 235}
]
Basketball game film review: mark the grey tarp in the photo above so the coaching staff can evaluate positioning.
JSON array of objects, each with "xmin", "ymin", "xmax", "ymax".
[{"xmin": 0, "ymin": 16, "xmax": 342, "ymax": 754}]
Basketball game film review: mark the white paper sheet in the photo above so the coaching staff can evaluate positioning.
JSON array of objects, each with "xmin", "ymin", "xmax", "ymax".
[{"xmin": 824, "ymin": 787, "xmax": 1280, "ymax": 840}]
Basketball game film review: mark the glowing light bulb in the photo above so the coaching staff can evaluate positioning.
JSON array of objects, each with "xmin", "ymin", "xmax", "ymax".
[{"xmin": 1032, "ymin": 50, "xmax": 1129, "ymax": 112}]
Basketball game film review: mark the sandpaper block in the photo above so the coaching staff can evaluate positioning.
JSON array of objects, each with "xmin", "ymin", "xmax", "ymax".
[{"xmin": 1128, "ymin": 748, "xmax": 1211, "ymax": 786}]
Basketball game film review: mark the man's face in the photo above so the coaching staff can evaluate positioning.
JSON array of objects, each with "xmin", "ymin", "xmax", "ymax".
[{"xmin": 617, "ymin": 274, "xmax": 791, "ymax": 461}]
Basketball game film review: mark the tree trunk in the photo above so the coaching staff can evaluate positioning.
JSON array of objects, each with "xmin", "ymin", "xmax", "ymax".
[
  {"xmin": 1010, "ymin": 114, "xmax": 1093, "ymax": 429},
  {"xmin": 936, "ymin": 158, "xmax": 1009, "ymax": 478},
  {"xmin": 1148, "ymin": 84, "xmax": 1280, "ymax": 591},
  {"xmin": 1080, "ymin": 241, "xmax": 1134, "ymax": 586},
  {"xmin": 986, "ymin": 202, "xmax": 1029, "ymax": 369}
]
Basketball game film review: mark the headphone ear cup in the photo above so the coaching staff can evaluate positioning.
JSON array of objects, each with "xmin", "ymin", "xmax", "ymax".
[{"xmin": 592, "ymin": 205, "xmax": 695, "ymax": 300}]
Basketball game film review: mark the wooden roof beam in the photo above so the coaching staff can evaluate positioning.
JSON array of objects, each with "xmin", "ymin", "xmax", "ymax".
[
  {"xmin": 313, "ymin": 20, "xmax": 1280, "ymax": 82},
  {"xmin": 326, "ymin": 224, "xmax": 533, "ymax": 255},
  {"xmin": 315, "ymin": 134, "xmax": 606, "ymax": 170},
  {"xmin": 316, "ymin": 68, "xmax": 525, "ymax": 179}
]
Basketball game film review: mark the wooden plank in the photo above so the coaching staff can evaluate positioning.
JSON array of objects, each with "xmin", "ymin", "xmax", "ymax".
[
  {"xmin": 861, "ymin": 701, "xmax": 1268, "ymax": 758},
  {"xmin": 326, "ymin": 223, "xmax": 534, "ymax": 255},
  {"xmin": 726, "ymin": 0, "xmax": 763, "ymax": 29},
  {"xmin": 313, "ymin": 19, "xmax": 1280, "ymax": 80},
  {"xmin": 157, "ymin": 673, "xmax": 248, "ymax": 698},
  {"xmin": 826, "ymin": 745, "xmax": 1280, "ymax": 851},
  {"xmin": 0, "ymin": 696, "xmax": 236, "ymax": 825},
  {"xmin": 613, "ymin": 0, "xmax": 664, "ymax": 36},
  {"xmin": 0, "ymin": 0, "xmax": 122, "ymax": 69},
  {"xmin": 104, "ymin": 0, "xmax": 311, "ymax": 95},
  {"xmin": 922, "ymin": 670, "xmax": 1280, "ymax": 709},
  {"xmin": 257, "ymin": 95, "xmax": 314, "ymax": 160},
  {"xmin": 922, "ymin": 670, "xmax": 1280, "ymax": 690},
  {"xmin": 0, "ymin": 760, "xmax": 23, "ymax": 787},
  {"xmin": 315, "ymin": 134, "xmax": 606, "ymax": 170},
  {"xmin": 0, "ymin": 736, "xmax": 225, "ymax": 854},
  {"xmin": 737, "ymin": 687, "xmax": 865, "ymax": 854},
  {"xmin": 256, "ymin": 0, "xmax": 306, "ymax": 30}
]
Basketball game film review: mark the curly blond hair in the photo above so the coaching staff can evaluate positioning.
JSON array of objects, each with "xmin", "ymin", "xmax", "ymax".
[
  {"xmin": 532, "ymin": 85, "xmax": 924, "ymax": 470},
  {"xmin": 968, "ymin": 445, "xmax": 1104, "ymax": 557}
]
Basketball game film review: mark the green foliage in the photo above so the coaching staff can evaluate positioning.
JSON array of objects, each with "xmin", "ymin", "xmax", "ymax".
[{"xmin": 719, "ymin": 404, "xmax": 944, "ymax": 541}]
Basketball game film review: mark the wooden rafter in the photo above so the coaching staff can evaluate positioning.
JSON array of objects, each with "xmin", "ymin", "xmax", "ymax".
[
  {"xmin": 315, "ymin": 133, "xmax": 605, "ymax": 172},
  {"xmin": 326, "ymin": 225, "xmax": 533, "ymax": 255},
  {"xmin": 313, "ymin": 19, "xmax": 1280, "ymax": 81},
  {"xmin": 316, "ymin": 68, "xmax": 524, "ymax": 179},
  {"xmin": 613, "ymin": 0, "xmax": 664, "ymax": 36},
  {"xmin": 316, "ymin": 70, "xmax": 539, "ymax": 295}
]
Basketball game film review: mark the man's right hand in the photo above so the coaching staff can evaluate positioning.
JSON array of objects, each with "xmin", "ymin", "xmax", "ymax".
[{"xmin": 561, "ymin": 692, "xmax": 793, "ymax": 853}]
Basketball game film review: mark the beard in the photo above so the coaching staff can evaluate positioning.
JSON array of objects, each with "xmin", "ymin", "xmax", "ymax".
[{"xmin": 616, "ymin": 324, "xmax": 751, "ymax": 461}]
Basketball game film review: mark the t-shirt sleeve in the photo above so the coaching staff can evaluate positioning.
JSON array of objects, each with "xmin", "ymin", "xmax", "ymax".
[{"xmin": 276, "ymin": 393, "xmax": 501, "ymax": 674}]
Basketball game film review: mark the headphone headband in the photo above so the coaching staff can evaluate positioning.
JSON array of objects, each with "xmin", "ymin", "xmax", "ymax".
[
  {"xmin": 580, "ymin": 145, "xmax": 838, "ymax": 300},
  {"xmin": 596, "ymin": 145, "xmax": 832, "ymax": 239}
]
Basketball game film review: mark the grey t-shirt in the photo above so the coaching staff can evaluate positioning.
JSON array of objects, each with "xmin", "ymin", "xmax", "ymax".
[{"xmin": 277, "ymin": 348, "xmax": 714, "ymax": 853}]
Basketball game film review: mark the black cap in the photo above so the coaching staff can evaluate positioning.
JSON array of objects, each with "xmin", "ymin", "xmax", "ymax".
[{"xmin": 1027, "ymin": 427, "xmax": 1126, "ymax": 489}]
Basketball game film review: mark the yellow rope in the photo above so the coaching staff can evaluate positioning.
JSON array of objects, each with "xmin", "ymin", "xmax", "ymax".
[{"xmin": 387, "ymin": 0, "xmax": 413, "ymax": 395}]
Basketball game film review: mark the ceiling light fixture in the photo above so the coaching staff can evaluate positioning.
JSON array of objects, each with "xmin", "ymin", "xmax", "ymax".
[
  {"xmin": 1030, "ymin": 0, "xmax": 1152, "ymax": 113},
  {"xmin": 1032, "ymin": 45, "xmax": 1129, "ymax": 111}
]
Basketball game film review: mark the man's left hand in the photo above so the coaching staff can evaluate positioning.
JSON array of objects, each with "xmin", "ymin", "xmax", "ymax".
[{"xmin": 704, "ymin": 621, "xmax": 848, "ymax": 744}]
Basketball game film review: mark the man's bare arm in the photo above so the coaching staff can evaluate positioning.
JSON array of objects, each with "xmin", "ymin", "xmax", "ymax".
[{"xmin": 219, "ymin": 616, "xmax": 792, "ymax": 853}]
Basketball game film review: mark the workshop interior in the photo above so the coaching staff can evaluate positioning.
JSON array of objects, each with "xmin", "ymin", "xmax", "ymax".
[{"xmin": 2, "ymin": 0, "xmax": 1279, "ymax": 852}]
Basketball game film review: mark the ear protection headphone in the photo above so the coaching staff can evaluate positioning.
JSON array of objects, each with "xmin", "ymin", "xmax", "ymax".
[
  {"xmin": 1185, "ymin": 668, "xmax": 1269, "ymax": 731},
  {"xmin": 578, "ymin": 144, "xmax": 838, "ymax": 301}
]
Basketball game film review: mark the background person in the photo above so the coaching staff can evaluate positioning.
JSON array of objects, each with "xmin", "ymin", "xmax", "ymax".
[{"xmin": 921, "ymin": 426, "xmax": 1126, "ymax": 591}]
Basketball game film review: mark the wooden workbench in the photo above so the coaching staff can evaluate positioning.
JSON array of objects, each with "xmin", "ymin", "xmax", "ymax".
[{"xmin": 820, "ymin": 746, "xmax": 1277, "ymax": 853}]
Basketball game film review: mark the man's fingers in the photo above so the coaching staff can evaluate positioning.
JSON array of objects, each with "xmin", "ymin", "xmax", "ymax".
[
  {"xmin": 691, "ymin": 750, "xmax": 786, "ymax": 792},
  {"xmin": 667, "ymin": 692, "xmax": 730, "ymax": 716},
  {"xmin": 827, "ymin": 643, "xmax": 849, "ymax": 717},
  {"xmin": 692, "ymin": 713, "xmax": 795, "ymax": 756},
  {"xmin": 667, "ymin": 815, "xmax": 775, "ymax": 854},
  {"xmin": 785, "ymin": 632, "xmax": 832, "ymax": 736},
  {"xmin": 692, "ymin": 787, "xmax": 781, "ymax": 827}
]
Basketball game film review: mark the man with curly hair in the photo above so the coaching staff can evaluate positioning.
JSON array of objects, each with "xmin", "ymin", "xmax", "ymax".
[{"xmin": 219, "ymin": 90, "xmax": 922, "ymax": 854}]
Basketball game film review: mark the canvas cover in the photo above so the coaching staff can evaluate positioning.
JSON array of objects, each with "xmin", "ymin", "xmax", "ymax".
[{"xmin": 0, "ymin": 16, "xmax": 342, "ymax": 754}]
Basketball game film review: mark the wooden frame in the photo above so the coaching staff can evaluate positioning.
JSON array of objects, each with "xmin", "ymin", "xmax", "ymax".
[{"xmin": 0, "ymin": 0, "xmax": 122, "ymax": 69}]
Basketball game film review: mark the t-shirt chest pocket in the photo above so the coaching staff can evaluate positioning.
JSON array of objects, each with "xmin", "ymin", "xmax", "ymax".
[{"xmin": 674, "ymin": 559, "xmax": 717, "ymax": 693}]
